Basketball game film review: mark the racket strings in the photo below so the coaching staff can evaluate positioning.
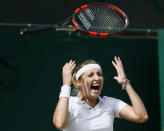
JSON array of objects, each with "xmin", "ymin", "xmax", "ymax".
[
  {"xmin": 75, "ymin": 5, "xmax": 127, "ymax": 34},
  {"xmin": 95, "ymin": 7, "xmax": 116, "ymax": 33},
  {"xmin": 102, "ymin": 7, "xmax": 125, "ymax": 31},
  {"xmin": 92, "ymin": 6, "xmax": 125, "ymax": 33},
  {"xmin": 106, "ymin": 9, "xmax": 124, "ymax": 32}
]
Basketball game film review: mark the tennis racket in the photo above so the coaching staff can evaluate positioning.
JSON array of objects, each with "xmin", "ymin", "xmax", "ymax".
[{"xmin": 20, "ymin": 3, "xmax": 129, "ymax": 37}]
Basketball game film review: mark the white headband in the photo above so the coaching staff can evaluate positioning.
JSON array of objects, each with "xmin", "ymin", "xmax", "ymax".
[{"xmin": 76, "ymin": 64, "xmax": 102, "ymax": 80}]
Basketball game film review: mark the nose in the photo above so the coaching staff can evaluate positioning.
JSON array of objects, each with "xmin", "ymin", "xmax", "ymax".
[{"xmin": 93, "ymin": 75, "xmax": 100, "ymax": 81}]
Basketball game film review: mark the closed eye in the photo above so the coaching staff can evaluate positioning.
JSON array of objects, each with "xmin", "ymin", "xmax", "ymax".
[
  {"xmin": 88, "ymin": 73, "xmax": 94, "ymax": 78},
  {"xmin": 97, "ymin": 72, "xmax": 102, "ymax": 77}
]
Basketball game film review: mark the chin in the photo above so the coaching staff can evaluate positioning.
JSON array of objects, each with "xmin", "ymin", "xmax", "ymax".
[{"xmin": 91, "ymin": 93, "xmax": 100, "ymax": 98}]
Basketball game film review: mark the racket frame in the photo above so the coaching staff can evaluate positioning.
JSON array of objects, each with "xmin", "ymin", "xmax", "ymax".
[{"xmin": 72, "ymin": 3, "xmax": 129, "ymax": 37}]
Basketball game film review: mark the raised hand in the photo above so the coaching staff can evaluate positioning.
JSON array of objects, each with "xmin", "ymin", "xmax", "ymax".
[
  {"xmin": 112, "ymin": 56, "xmax": 127, "ymax": 84},
  {"xmin": 62, "ymin": 60, "xmax": 76, "ymax": 86}
]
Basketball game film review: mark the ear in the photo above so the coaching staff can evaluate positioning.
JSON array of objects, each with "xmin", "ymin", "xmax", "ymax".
[{"xmin": 76, "ymin": 80, "xmax": 82, "ymax": 89}]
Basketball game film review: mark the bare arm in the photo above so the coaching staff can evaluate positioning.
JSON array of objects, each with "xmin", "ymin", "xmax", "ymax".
[
  {"xmin": 53, "ymin": 60, "xmax": 76, "ymax": 130},
  {"xmin": 112, "ymin": 56, "xmax": 148, "ymax": 123},
  {"xmin": 53, "ymin": 98, "xmax": 70, "ymax": 130},
  {"xmin": 120, "ymin": 83, "xmax": 148, "ymax": 123}
]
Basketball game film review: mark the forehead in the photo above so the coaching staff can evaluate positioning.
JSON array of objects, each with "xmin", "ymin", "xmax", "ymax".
[{"xmin": 83, "ymin": 68, "xmax": 102, "ymax": 75}]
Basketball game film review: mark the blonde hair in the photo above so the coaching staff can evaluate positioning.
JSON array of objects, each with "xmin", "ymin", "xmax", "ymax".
[{"xmin": 71, "ymin": 60, "xmax": 100, "ymax": 96}]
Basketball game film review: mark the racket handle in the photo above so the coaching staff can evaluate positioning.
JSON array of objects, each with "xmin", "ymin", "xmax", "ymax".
[{"xmin": 20, "ymin": 25, "xmax": 57, "ymax": 36}]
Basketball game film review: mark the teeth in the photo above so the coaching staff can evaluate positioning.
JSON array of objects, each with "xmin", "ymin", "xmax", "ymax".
[{"xmin": 93, "ymin": 84, "xmax": 100, "ymax": 86}]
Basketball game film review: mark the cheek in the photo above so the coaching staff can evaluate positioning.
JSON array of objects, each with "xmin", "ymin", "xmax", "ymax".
[
  {"xmin": 101, "ymin": 77, "xmax": 104, "ymax": 83},
  {"xmin": 100, "ymin": 78, "xmax": 104, "ymax": 87},
  {"xmin": 87, "ymin": 80, "xmax": 94, "ymax": 87},
  {"xmin": 82, "ymin": 81, "xmax": 91, "ymax": 90},
  {"xmin": 83, "ymin": 78, "xmax": 92, "ymax": 85}
]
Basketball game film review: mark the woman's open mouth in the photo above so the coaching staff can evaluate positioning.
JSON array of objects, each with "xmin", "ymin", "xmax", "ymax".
[
  {"xmin": 91, "ymin": 86, "xmax": 99, "ymax": 90},
  {"xmin": 90, "ymin": 85, "xmax": 100, "ymax": 93}
]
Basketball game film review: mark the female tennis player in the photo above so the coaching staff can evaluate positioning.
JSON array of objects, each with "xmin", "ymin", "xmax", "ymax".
[{"xmin": 53, "ymin": 56, "xmax": 148, "ymax": 131}]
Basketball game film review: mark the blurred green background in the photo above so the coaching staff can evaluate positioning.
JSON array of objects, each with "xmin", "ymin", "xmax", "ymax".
[{"xmin": 0, "ymin": 29, "xmax": 162, "ymax": 131}]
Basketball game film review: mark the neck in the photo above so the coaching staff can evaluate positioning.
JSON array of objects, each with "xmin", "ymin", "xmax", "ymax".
[{"xmin": 79, "ymin": 94, "xmax": 99, "ymax": 108}]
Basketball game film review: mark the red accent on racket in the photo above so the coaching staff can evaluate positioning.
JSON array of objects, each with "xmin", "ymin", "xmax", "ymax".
[
  {"xmin": 89, "ymin": 31, "xmax": 98, "ymax": 37},
  {"xmin": 75, "ymin": 8, "xmax": 80, "ymax": 14},
  {"xmin": 81, "ymin": 4, "xmax": 88, "ymax": 10},
  {"xmin": 99, "ymin": 33, "xmax": 109, "ymax": 37},
  {"xmin": 20, "ymin": 3, "xmax": 129, "ymax": 37}
]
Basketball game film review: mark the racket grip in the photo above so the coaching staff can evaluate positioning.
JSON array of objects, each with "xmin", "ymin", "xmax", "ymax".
[{"xmin": 20, "ymin": 25, "xmax": 57, "ymax": 36}]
